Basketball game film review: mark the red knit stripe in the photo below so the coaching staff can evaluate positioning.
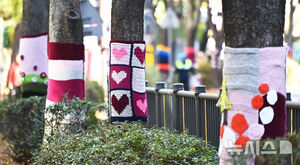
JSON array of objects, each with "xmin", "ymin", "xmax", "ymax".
[
  {"xmin": 110, "ymin": 40, "xmax": 145, "ymax": 44},
  {"xmin": 20, "ymin": 32, "xmax": 49, "ymax": 38},
  {"xmin": 46, "ymin": 79, "xmax": 85, "ymax": 102},
  {"xmin": 48, "ymin": 42, "xmax": 84, "ymax": 60}
]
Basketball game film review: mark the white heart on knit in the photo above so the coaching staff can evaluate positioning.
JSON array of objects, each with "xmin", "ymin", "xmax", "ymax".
[{"xmin": 112, "ymin": 71, "xmax": 127, "ymax": 84}]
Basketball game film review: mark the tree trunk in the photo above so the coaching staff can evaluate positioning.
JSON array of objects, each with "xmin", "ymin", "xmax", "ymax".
[
  {"xmin": 185, "ymin": 0, "xmax": 200, "ymax": 47},
  {"xmin": 219, "ymin": 0, "xmax": 286, "ymax": 164},
  {"xmin": 286, "ymin": 0, "xmax": 295, "ymax": 47},
  {"xmin": 223, "ymin": 0, "xmax": 285, "ymax": 48},
  {"xmin": 109, "ymin": 0, "xmax": 148, "ymax": 122},
  {"xmin": 22, "ymin": 0, "xmax": 49, "ymax": 36},
  {"xmin": 19, "ymin": 0, "xmax": 49, "ymax": 97},
  {"xmin": 45, "ymin": 0, "xmax": 85, "ymax": 139},
  {"xmin": 111, "ymin": 0, "xmax": 144, "ymax": 40},
  {"xmin": 49, "ymin": 0, "xmax": 83, "ymax": 44}
]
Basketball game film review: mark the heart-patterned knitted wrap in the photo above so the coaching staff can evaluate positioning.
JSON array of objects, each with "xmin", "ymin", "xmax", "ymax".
[
  {"xmin": 109, "ymin": 40, "xmax": 147, "ymax": 122},
  {"xmin": 19, "ymin": 33, "xmax": 48, "ymax": 96},
  {"xmin": 46, "ymin": 42, "xmax": 85, "ymax": 107}
]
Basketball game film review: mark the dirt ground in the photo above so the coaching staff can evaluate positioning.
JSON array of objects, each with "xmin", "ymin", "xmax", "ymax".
[{"xmin": 0, "ymin": 135, "xmax": 20, "ymax": 165}]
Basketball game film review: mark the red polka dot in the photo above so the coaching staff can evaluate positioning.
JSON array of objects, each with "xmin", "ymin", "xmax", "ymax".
[
  {"xmin": 220, "ymin": 125, "xmax": 225, "ymax": 139},
  {"xmin": 40, "ymin": 72, "xmax": 47, "ymax": 79},
  {"xmin": 33, "ymin": 65, "xmax": 38, "ymax": 71},
  {"xmin": 235, "ymin": 136, "xmax": 249, "ymax": 149},
  {"xmin": 259, "ymin": 83, "xmax": 269, "ymax": 94},
  {"xmin": 252, "ymin": 95, "xmax": 264, "ymax": 110},
  {"xmin": 20, "ymin": 55, "xmax": 24, "ymax": 60},
  {"xmin": 231, "ymin": 113, "xmax": 249, "ymax": 136},
  {"xmin": 20, "ymin": 72, "xmax": 25, "ymax": 77}
]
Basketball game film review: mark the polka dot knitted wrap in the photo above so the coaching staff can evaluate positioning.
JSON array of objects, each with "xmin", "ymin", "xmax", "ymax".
[
  {"xmin": 19, "ymin": 33, "xmax": 49, "ymax": 96},
  {"xmin": 219, "ymin": 46, "xmax": 287, "ymax": 165}
]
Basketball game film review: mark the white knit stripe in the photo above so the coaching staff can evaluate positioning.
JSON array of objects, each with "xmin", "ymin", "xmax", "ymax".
[
  {"xmin": 45, "ymin": 99, "xmax": 56, "ymax": 108},
  {"xmin": 48, "ymin": 60, "xmax": 84, "ymax": 80}
]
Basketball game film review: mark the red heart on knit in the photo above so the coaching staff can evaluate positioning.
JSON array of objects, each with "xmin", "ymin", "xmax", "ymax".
[
  {"xmin": 134, "ymin": 47, "xmax": 145, "ymax": 64},
  {"xmin": 231, "ymin": 113, "xmax": 249, "ymax": 136},
  {"xmin": 220, "ymin": 125, "xmax": 225, "ymax": 139},
  {"xmin": 235, "ymin": 136, "xmax": 249, "ymax": 149},
  {"xmin": 112, "ymin": 94, "xmax": 129, "ymax": 115},
  {"xmin": 112, "ymin": 48, "xmax": 127, "ymax": 60}
]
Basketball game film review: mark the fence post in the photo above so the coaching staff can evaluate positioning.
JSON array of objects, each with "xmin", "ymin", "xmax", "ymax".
[
  {"xmin": 155, "ymin": 82, "xmax": 165, "ymax": 127},
  {"xmin": 145, "ymin": 80, "xmax": 149, "ymax": 87},
  {"xmin": 195, "ymin": 85, "xmax": 206, "ymax": 137},
  {"xmin": 172, "ymin": 83, "xmax": 184, "ymax": 131},
  {"xmin": 286, "ymin": 92, "xmax": 291, "ymax": 101}
]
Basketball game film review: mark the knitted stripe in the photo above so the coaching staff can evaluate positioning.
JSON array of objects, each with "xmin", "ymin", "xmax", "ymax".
[
  {"xmin": 48, "ymin": 60, "xmax": 84, "ymax": 80},
  {"xmin": 19, "ymin": 34, "xmax": 48, "ymax": 95},
  {"xmin": 48, "ymin": 42, "xmax": 84, "ymax": 60},
  {"xmin": 223, "ymin": 47, "xmax": 259, "ymax": 94},
  {"xmin": 109, "ymin": 40, "xmax": 147, "ymax": 122},
  {"xmin": 46, "ymin": 42, "xmax": 85, "ymax": 107}
]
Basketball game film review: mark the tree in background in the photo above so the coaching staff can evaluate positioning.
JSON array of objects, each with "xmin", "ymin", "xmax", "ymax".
[
  {"xmin": 109, "ymin": 0, "xmax": 148, "ymax": 122},
  {"xmin": 219, "ymin": 0, "xmax": 286, "ymax": 164},
  {"xmin": 19, "ymin": 0, "xmax": 49, "ymax": 97}
]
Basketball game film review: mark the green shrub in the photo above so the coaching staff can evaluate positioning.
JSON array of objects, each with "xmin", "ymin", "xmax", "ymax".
[
  {"xmin": 0, "ymin": 96, "xmax": 107, "ymax": 163},
  {"xmin": 33, "ymin": 122, "xmax": 218, "ymax": 164},
  {"xmin": 0, "ymin": 96, "xmax": 46, "ymax": 163},
  {"xmin": 86, "ymin": 80, "xmax": 105, "ymax": 103}
]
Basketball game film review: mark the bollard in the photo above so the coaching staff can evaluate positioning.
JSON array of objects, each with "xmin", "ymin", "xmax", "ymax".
[
  {"xmin": 195, "ymin": 85, "xmax": 206, "ymax": 137},
  {"xmin": 172, "ymin": 83, "xmax": 184, "ymax": 131},
  {"xmin": 145, "ymin": 80, "xmax": 149, "ymax": 87},
  {"xmin": 155, "ymin": 82, "xmax": 165, "ymax": 127},
  {"xmin": 286, "ymin": 92, "xmax": 291, "ymax": 101}
]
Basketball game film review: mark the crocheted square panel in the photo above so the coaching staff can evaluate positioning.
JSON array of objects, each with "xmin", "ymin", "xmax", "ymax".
[{"xmin": 109, "ymin": 41, "xmax": 147, "ymax": 122}]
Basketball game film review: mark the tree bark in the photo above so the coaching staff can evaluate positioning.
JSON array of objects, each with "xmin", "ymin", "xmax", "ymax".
[
  {"xmin": 286, "ymin": 0, "xmax": 295, "ymax": 47},
  {"xmin": 223, "ymin": 0, "xmax": 285, "ymax": 48},
  {"xmin": 185, "ymin": 0, "xmax": 200, "ymax": 47},
  {"xmin": 49, "ymin": 0, "xmax": 83, "ymax": 44},
  {"xmin": 22, "ymin": 0, "xmax": 49, "ymax": 36},
  {"xmin": 111, "ymin": 0, "xmax": 144, "ymax": 40}
]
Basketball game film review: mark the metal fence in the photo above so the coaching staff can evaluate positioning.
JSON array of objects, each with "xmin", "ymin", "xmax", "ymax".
[{"xmin": 146, "ymin": 82, "xmax": 300, "ymax": 148}]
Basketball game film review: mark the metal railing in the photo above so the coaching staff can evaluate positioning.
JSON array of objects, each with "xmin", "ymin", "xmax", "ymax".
[{"xmin": 146, "ymin": 82, "xmax": 300, "ymax": 148}]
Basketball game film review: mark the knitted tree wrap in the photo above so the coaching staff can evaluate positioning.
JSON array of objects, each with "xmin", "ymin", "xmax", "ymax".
[
  {"xmin": 219, "ymin": 47, "xmax": 287, "ymax": 163},
  {"xmin": 109, "ymin": 41, "xmax": 147, "ymax": 122},
  {"xmin": 19, "ymin": 33, "xmax": 48, "ymax": 95},
  {"xmin": 46, "ymin": 42, "xmax": 85, "ymax": 107}
]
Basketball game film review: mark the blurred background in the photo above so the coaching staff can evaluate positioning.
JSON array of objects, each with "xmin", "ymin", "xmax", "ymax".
[{"xmin": 0, "ymin": 0, "xmax": 300, "ymax": 101}]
